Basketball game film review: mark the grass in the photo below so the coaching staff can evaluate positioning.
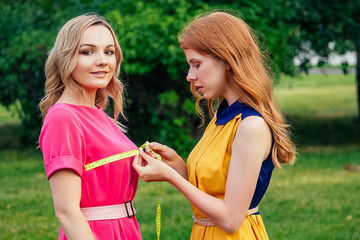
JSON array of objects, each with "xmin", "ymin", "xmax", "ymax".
[
  {"xmin": 0, "ymin": 105, "xmax": 21, "ymax": 149},
  {"xmin": 0, "ymin": 149, "xmax": 58, "ymax": 239},
  {"xmin": 0, "ymin": 73, "xmax": 359, "ymax": 239},
  {"xmin": 263, "ymin": 146, "xmax": 360, "ymax": 239},
  {"xmin": 275, "ymin": 74, "xmax": 360, "ymax": 147},
  {"xmin": 275, "ymin": 74, "xmax": 357, "ymax": 118}
]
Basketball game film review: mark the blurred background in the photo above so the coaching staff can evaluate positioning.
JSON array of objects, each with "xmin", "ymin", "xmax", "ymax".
[{"xmin": 0, "ymin": 0, "xmax": 359, "ymax": 239}]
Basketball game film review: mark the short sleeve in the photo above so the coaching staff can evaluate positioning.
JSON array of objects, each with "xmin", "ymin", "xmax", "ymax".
[{"xmin": 39, "ymin": 106, "xmax": 85, "ymax": 179}]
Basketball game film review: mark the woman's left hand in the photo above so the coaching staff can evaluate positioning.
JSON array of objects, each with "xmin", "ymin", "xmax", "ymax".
[{"xmin": 132, "ymin": 150, "xmax": 173, "ymax": 182}]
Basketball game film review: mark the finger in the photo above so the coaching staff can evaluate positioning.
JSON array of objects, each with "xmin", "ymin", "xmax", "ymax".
[
  {"xmin": 140, "ymin": 156, "xmax": 148, "ymax": 167},
  {"xmin": 132, "ymin": 155, "xmax": 142, "ymax": 172},
  {"xmin": 133, "ymin": 154, "xmax": 140, "ymax": 165},
  {"xmin": 145, "ymin": 146, "xmax": 156, "ymax": 158},
  {"xmin": 139, "ymin": 150, "xmax": 157, "ymax": 163},
  {"xmin": 148, "ymin": 142, "xmax": 166, "ymax": 152}
]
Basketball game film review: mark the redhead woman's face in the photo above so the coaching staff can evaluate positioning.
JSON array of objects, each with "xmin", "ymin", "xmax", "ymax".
[
  {"xmin": 71, "ymin": 25, "xmax": 116, "ymax": 95},
  {"xmin": 184, "ymin": 49, "xmax": 235, "ymax": 103}
]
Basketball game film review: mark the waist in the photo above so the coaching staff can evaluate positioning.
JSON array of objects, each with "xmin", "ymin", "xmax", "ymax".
[
  {"xmin": 81, "ymin": 201, "xmax": 136, "ymax": 221},
  {"xmin": 193, "ymin": 206, "xmax": 259, "ymax": 227}
]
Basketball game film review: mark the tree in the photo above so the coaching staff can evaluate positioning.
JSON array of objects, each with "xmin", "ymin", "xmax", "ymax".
[
  {"xmin": 0, "ymin": 0, "xmax": 300, "ymax": 154},
  {"xmin": 293, "ymin": 0, "xmax": 360, "ymax": 119},
  {"xmin": 0, "ymin": 0, "xmax": 107, "ymax": 142}
]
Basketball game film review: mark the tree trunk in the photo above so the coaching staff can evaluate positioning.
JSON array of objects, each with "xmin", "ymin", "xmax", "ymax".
[{"xmin": 356, "ymin": 41, "xmax": 360, "ymax": 120}]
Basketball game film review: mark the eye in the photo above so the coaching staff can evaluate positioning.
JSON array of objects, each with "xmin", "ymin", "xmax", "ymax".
[
  {"xmin": 105, "ymin": 50, "xmax": 115, "ymax": 55},
  {"xmin": 80, "ymin": 50, "xmax": 93, "ymax": 55}
]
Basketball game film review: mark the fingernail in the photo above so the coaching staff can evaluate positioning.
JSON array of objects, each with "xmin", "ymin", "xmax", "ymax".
[{"xmin": 139, "ymin": 148, "xmax": 144, "ymax": 152}]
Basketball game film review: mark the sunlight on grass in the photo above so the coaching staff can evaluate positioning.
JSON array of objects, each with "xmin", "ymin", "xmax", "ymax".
[
  {"xmin": 0, "ymin": 105, "xmax": 22, "ymax": 149},
  {"xmin": 275, "ymin": 74, "xmax": 357, "ymax": 117},
  {"xmin": 0, "ymin": 149, "xmax": 59, "ymax": 240},
  {"xmin": 0, "ymin": 104, "xmax": 21, "ymax": 125},
  {"xmin": 263, "ymin": 147, "xmax": 360, "ymax": 239}
]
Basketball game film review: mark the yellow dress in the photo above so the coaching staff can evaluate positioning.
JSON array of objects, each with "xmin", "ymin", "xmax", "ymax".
[{"xmin": 186, "ymin": 101, "xmax": 271, "ymax": 240}]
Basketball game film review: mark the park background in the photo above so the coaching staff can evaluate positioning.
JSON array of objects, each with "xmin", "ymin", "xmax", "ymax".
[{"xmin": 0, "ymin": 0, "xmax": 359, "ymax": 239}]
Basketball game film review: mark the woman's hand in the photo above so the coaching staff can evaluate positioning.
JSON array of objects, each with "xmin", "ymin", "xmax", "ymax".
[
  {"xmin": 132, "ymin": 150, "xmax": 174, "ymax": 182},
  {"xmin": 144, "ymin": 142, "xmax": 188, "ymax": 179}
]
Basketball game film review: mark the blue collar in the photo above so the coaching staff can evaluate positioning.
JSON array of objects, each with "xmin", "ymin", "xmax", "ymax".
[{"xmin": 216, "ymin": 100, "xmax": 248, "ymax": 125}]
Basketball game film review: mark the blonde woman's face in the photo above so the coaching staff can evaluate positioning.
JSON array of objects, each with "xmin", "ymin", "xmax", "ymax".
[{"xmin": 71, "ymin": 25, "xmax": 116, "ymax": 95}]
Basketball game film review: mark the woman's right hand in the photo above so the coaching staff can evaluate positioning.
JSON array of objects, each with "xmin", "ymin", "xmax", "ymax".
[{"xmin": 145, "ymin": 142, "xmax": 188, "ymax": 179}]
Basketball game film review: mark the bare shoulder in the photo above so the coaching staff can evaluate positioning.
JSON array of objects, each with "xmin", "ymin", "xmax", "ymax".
[
  {"xmin": 233, "ymin": 115, "xmax": 272, "ymax": 160},
  {"xmin": 237, "ymin": 115, "xmax": 271, "ymax": 137}
]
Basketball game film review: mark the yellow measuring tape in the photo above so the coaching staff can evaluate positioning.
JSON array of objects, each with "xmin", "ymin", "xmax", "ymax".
[{"xmin": 84, "ymin": 141, "xmax": 162, "ymax": 240}]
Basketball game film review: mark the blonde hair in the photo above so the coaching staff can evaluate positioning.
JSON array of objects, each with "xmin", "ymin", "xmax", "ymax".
[
  {"xmin": 179, "ymin": 11, "xmax": 296, "ymax": 167},
  {"xmin": 39, "ymin": 13, "xmax": 126, "ymax": 130}
]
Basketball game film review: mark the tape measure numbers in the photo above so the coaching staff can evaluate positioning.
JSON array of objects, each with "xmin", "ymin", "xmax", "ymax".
[
  {"xmin": 84, "ymin": 141, "xmax": 162, "ymax": 240},
  {"xmin": 84, "ymin": 149, "xmax": 139, "ymax": 171}
]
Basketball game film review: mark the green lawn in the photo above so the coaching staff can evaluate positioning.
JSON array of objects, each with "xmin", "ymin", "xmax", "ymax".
[
  {"xmin": 275, "ymin": 74, "xmax": 357, "ymax": 118},
  {"xmin": 0, "ymin": 74, "xmax": 359, "ymax": 239},
  {"xmin": 0, "ymin": 104, "xmax": 21, "ymax": 149},
  {"xmin": 275, "ymin": 74, "xmax": 359, "ymax": 147},
  {"xmin": 264, "ymin": 147, "xmax": 360, "ymax": 239}
]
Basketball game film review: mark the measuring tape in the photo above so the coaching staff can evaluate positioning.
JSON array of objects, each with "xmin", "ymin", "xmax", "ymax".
[{"xmin": 84, "ymin": 141, "xmax": 162, "ymax": 240}]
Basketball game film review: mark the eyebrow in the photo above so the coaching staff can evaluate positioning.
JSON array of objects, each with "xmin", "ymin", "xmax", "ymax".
[{"xmin": 80, "ymin": 44, "xmax": 115, "ymax": 48}]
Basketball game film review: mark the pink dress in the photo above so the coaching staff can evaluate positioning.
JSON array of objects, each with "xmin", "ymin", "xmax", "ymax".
[{"xmin": 39, "ymin": 103, "xmax": 142, "ymax": 240}]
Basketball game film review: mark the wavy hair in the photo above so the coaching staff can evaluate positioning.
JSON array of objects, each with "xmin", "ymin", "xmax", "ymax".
[
  {"xmin": 178, "ymin": 11, "xmax": 296, "ymax": 167},
  {"xmin": 39, "ymin": 13, "xmax": 126, "ymax": 130}
]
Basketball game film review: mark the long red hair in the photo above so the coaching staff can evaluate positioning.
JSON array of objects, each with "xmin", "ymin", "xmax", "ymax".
[{"xmin": 179, "ymin": 11, "xmax": 296, "ymax": 167}]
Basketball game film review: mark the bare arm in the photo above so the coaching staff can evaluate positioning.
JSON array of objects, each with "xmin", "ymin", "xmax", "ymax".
[
  {"xmin": 133, "ymin": 116, "xmax": 271, "ymax": 234},
  {"xmin": 48, "ymin": 169, "xmax": 95, "ymax": 240}
]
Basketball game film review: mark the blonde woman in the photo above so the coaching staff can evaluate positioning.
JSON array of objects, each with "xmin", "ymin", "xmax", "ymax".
[
  {"xmin": 133, "ymin": 11, "xmax": 296, "ymax": 239},
  {"xmin": 39, "ymin": 13, "xmax": 142, "ymax": 239}
]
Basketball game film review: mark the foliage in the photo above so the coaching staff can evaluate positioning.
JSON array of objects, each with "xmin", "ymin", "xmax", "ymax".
[
  {"xmin": 291, "ymin": 0, "xmax": 360, "ymax": 117},
  {"xmin": 0, "ymin": 0, "xmax": 108, "ymax": 142},
  {"xmin": 294, "ymin": 0, "xmax": 358, "ymax": 58},
  {"xmin": 102, "ymin": 0, "xmax": 209, "ymax": 154},
  {"xmin": 2, "ymin": 0, "xmax": 346, "ymax": 153}
]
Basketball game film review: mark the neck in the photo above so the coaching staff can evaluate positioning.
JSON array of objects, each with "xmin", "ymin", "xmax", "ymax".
[
  {"xmin": 57, "ymin": 87, "xmax": 97, "ymax": 108},
  {"xmin": 222, "ymin": 89, "xmax": 238, "ymax": 106},
  {"xmin": 222, "ymin": 76, "xmax": 239, "ymax": 105}
]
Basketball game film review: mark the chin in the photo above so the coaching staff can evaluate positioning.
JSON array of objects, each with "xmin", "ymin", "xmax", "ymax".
[{"xmin": 202, "ymin": 93, "xmax": 214, "ymax": 100}]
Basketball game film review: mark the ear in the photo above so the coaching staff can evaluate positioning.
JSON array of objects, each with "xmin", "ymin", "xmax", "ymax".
[{"xmin": 225, "ymin": 62, "xmax": 231, "ymax": 71}]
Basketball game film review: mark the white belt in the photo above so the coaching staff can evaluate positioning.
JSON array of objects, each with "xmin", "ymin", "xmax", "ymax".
[
  {"xmin": 81, "ymin": 201, "xmax": 136, "ymax": 221},
  {"xmin": 193, "ymin": 206, "xmax": 259, "ymax": 227}
]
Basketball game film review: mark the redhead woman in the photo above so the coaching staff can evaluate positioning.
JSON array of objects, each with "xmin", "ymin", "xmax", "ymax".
[
  {"xmin": 133, "ymin": 11, "xmax": 296, "ymax": 239},
  {"xmin": 39, "ymin": 13, "xmax": 141, "ymax": 239}
]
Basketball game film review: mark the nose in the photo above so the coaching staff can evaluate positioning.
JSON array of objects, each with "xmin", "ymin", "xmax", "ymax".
[
  {"xmin": 186, "ymin": 69, "xmax": 196, "ymax": 82},
  {"xmin": 96, "ymin": 53, "xmax": 108, "ymax": 66}
]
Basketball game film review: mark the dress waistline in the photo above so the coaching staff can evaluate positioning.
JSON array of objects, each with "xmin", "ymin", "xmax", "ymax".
[
  {"xmin": 81, "ymin": 201, "xmax": 136, "ymax": 221},
  {"xmin": 192, "ymin": 206, "xmax": 259, "ymax": 227}
]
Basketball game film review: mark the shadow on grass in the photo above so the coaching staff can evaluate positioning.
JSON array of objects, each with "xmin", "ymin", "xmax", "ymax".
[
  {"xmin": 0, "ymin": 115, "xmax": 359, "ymax": 152},
  {"xmin": 288, "ymin": 115, "xmax": 360, "ymax": 147},
  {"xmin": 0, "ymin": 123, "xmax": 22, "ymax": 150}
]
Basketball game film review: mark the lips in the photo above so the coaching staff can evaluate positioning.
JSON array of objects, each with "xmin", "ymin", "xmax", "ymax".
[
  {"xmin": 91, "ymin": 71, "xmax": 108, "ymax": 77},
  {"xmin": 196, "ymin": 86, "xmax": 204, "ymax": 93}
]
